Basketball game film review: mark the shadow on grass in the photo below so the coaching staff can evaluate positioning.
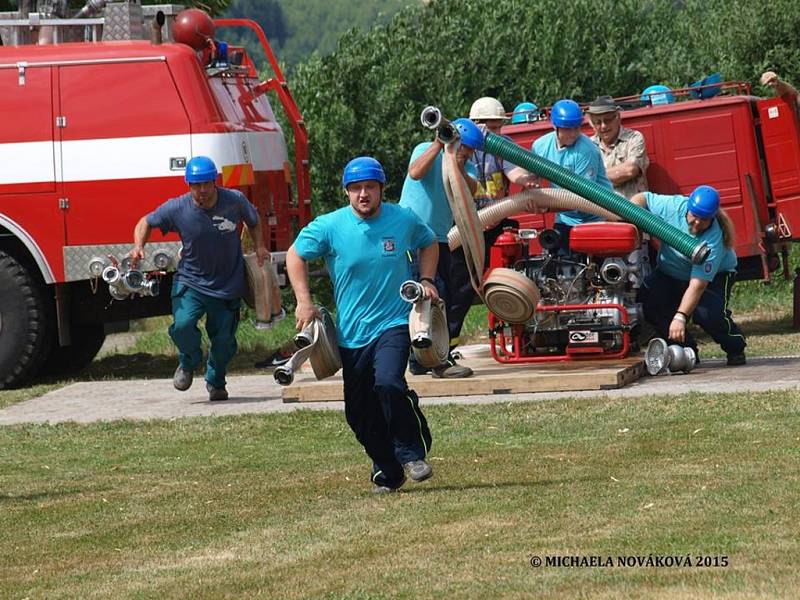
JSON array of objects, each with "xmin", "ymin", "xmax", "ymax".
[
  {"xmin": 29, "ymin": 347, "xmax": 281, "ymax": 386},
  {"xmin": 735, "ymin": 315, "xmax": 798, "ymax": 336},
  {"xmin": 397, "ymin": 476, "xmax": 604, "ymax": 495},
  {"xmin": 0, "ymin": 487, "xmax": 108, "ymax": 503}
]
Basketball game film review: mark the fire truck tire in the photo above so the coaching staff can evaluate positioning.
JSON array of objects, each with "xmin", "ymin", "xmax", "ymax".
[
  {"xmin": 0, "ymin": 251, "xmax": 52, "ymax": 389},
  {"xmin": 40, "ymin": 324, "xmax": 106, "ymax": 377}
]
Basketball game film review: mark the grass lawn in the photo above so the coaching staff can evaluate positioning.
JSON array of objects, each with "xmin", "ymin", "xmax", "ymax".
[{"xmin": 2, "ymin": 391, "xmax": 799, "ymax": 599}]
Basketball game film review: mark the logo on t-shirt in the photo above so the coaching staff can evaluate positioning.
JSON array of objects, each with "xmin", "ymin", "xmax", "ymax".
[
  {"xmin": 382, "ymin": 238, "xmax": 396, "ymax": 255},
  {"xmin": 212, "ymin": 216, "xmax": 237, "ymax": 233},
  {"xmin": 704, "ymin": 261, "xmax": 713, "ymax": 274}
]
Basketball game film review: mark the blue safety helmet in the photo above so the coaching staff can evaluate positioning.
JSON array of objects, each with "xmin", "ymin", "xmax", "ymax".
[
  {"xmin": 688, "ymin": 185, "xmax": 720, "ymax": 219},
  {"xmin": 185, "ymin": 156, "xmax": 218, "ymax": 184},
  {"xmin": 511, "ymin": 101, "xmax": 539, "ymax": 124},
  {"xmin": 640, "ymin": 84, "xmax": 675, "ymax": 106},
  {"xmin": 452, "ymin": 118, "xmax": 484, "ymax": 150},
  {"xmin": 341, "ymin": 156, "xmax": 386, "ymax": 188},
  {"xmin": 550, "ymin": 99, "xmax": 583, "ymax": 128}
]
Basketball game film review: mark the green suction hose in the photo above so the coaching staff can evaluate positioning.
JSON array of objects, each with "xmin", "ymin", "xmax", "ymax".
[{"xmin": 482, "ymin": 132, "xmax": 709, "ymax": 264}]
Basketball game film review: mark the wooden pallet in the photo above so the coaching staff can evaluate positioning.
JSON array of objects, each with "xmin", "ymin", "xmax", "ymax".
[{"xmin": 281, "ymin": 354, "xmax": 645, "ymax": 403}]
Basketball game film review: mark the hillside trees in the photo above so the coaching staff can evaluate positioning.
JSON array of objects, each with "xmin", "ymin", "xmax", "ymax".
[{"xmin": 289, "ymin": 0, "xmax": 800, "ymax": 214}]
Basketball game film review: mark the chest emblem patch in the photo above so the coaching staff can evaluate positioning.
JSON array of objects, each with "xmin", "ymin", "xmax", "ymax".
[
  {"xmin": 213, "ymin": 216, "xmax": 237, "ymax": 233},
  {"xmin": 704, "ymin": 261, "xmax": 713, "ymax": 274},
  {"xmin": 382, "ymin": 238, "xmax": 396, "ymax": 254}
]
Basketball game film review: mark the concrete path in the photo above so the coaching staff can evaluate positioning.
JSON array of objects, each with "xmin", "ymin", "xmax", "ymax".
[{"xmin": 1, "ymin": 352, "xmax": 799, "ymax": 425}]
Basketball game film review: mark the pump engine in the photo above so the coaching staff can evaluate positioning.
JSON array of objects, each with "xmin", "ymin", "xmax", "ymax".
[{"xmin": 487, "ymin": 222, "xmax": 648, "ymax": 362}]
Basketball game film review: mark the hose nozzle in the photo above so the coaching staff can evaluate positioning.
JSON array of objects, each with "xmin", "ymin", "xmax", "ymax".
[
  {"xmin": 274, "ymin": 366, "xmax": 294, "ymax": 386},
  {"xmin": 420, "ymin": 106, "xmax": 458, "ymax": 144},
  {"xmin": 400, "ymin": 280, "xmax": 425, "ymax": 303}
]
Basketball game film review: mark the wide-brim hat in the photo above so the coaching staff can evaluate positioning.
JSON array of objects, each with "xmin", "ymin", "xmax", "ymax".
[{"xmin": 586, "ymin": 95, "xmax": 620, "ymax": 115}]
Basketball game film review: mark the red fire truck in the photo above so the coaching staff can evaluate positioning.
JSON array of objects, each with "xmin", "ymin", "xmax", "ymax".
[
  {"xmin": 0, "ymin": 7, "xmax": 310, "ymax": 388},
  {"xmin": 503, "ymin": 82, "xmax": 800, "ymax": 284}
]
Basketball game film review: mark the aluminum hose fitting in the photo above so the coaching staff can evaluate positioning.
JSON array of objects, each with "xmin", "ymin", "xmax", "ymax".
[{"xmin": 420, "ymin": 106, "xmax": 458, "ymax": 144}]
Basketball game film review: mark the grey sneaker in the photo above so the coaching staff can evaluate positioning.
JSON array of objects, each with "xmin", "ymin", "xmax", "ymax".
[
  {"xmin": 431, "ymin": 361, "xmax": 473, "ymax": 379},
  {"xmin": 206, "ymin": 383, "xmax": 229, "ymax": 401},
  {"xmin": 173, "ymin": 366, "xmax": 193, "ymax": 391},
  {"xmin": 403, "ymin": 459, "xmax": 433, "ymax": 482},
  {"xmin": 372, "ymin": 484, "xmax": 400, "ymax": 494},
  {"xmin": 371, "ymin": 474, "xmax": 406, "ymax": 494}
]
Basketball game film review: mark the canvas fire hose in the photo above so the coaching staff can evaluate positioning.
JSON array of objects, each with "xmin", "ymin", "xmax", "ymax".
[
  {"xmin": 274, "ymin": 307, "xmax": 341, "ymax": 386},
  {"xmin": 400, "ymin": 280, "xmax": 449, "ymax": 367},
  {"xmin": 243, "ymin": 253, "xmax": 286, "ymax": 329},
  {"xmin": 447, "ymin": 188, "xmax": 618, "ymax": 250},
  {"xmin": 421, "ymin": 107, "xmax": 711, "ymax": 265},
  {"xmin": 419, "ymin": 107, "xmax": 486, "ymax": 296}
]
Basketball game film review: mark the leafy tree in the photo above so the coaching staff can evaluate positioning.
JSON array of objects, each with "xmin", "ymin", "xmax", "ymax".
[{"xmin": 289, "ymin": 0, "xmax": 800, "ymax": 216}]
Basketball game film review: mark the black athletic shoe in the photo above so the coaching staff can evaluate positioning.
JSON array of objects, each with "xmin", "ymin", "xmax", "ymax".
[
  {"xmin": 408, "ymin": 361, "xmax": 431, "ymax": 376},
  {"xmin": 254, "ymin": 350, "xmax": 292, "ymax": 369},
  {"xmin": 206, "ymin": 383, "xmax": 229, "ymax": 401},
  {"xmin": 726, "ymin": 352, "xmax": 746, "ymax": 366}
]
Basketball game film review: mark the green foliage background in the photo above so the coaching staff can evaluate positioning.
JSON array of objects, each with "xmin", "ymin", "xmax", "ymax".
[
  {"xmin": 221, "ymin": 0, "xmax": 409, "ymax": 69},
  {"xmin": 287, "ymin": 0, "xmax": 800, "ymax": 216}
]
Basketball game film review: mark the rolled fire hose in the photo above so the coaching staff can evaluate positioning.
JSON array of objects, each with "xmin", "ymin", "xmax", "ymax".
[
  {"xmin": 441, "ymin": 140, "xmax": 485, "ymax": 296},
  {"xmin": 243, "ymin": 253, "xmax": 286, "ymax": 329},
  {"xmin": 482, "ymin": 268, "xmax": 541, "ymax": 324},
  {"xmin": 401, "ymin": 280, "xmax": 449, "ymax": 368},
  {"xmin": 448, "ymin": 188, "xmax": 618, "ymax": 250},
  {"xmin": 274, "ymin": 307, "xmax": 341, "ymax": 386},
  {"xmin": 481, "ymin": 131, "xmax": 710, "ymax": 264}
]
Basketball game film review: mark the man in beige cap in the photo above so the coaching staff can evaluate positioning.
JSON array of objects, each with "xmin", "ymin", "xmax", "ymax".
[
  {"xmin": 760, "ymin": 71, "xmax": 800, "ymax": 111},
  {"xmin": 587, "ymin": 95, "xmax": 649, "ymax": 200}
]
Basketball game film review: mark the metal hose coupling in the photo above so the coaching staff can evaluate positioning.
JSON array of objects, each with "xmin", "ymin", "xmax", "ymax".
[
  {"xmin": 400, "ymin": 280, "xmax": 425, "ymax": 304},
  {"xmin": 645, "ymin": 338, "xmax": 697, "ymax": 375},
  {"xmin": 402, "ymin": 279, "xmax": 449, "ymax": 366},
  {"xmin": 103, "ymin": 267, "xmax": 159, "ymax": 299},
  {"xmin": 400, "ymin": 280, "xmax": 432, "ymax": 349},
  {"xmin": 420, "ymin": 106, "xmax": 458, "ymax": 144},
  {"xmin": 274, "ymin": 307, "xmax": 341, "ymax": 386}
]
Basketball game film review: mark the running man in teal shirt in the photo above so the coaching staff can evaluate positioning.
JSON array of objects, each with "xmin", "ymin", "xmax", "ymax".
[
  {"xmin": 632, "ymin": 186, "xmax": 746, "ymax": 365},
  {"xmin": 287, "ymin": 156, "xmax": 440, "ymax": 493}
]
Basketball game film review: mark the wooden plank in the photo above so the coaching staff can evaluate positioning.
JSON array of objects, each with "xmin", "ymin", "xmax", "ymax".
[{"xmin": 281, "ymin": 355, "xmax": 645, "ymax": 403}]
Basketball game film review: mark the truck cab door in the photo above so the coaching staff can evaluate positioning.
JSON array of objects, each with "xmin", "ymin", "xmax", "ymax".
[
  {"xmin": 0, "ymin": 64, "xmax": 63, "ymax": 281},
  {"xmin": 758, "ymin": 97, "xmax": 800, "ymax": 239},
  {"xmin": 56, "ymin": 60, "xmax": 192, "ymax": 252}
]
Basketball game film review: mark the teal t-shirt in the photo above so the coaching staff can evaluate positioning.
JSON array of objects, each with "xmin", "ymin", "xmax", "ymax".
[
  {"xmin": 293, "ymin": 203, "xmax": 435, "ymax": 348},
  {"xmin": 645, "ymin": 192, "xmax": 737, "ymax": 281},
  {"xmin": 399, "ymin": 142, "xmax": 477, "ymax": 242},
  {"xmin": 532, "ymin": 132, "xmax": 612, "ymax": 226}
]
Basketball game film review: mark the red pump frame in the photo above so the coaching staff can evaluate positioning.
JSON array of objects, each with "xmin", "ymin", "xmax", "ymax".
[{"xmin": 489, "ymin": 302, "xmax": 630, "ymax": 363}]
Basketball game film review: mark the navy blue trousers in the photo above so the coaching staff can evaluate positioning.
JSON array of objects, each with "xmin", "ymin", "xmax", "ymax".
[
  {"xmin": 638, "ymin": 269, "xmax": 746, "ymax": 355},
  {"xmin": 340, "ymin": 325, "xmax": 432, "ymax": 488}
]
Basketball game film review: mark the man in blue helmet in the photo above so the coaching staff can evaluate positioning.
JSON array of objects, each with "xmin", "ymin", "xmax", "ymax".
[
  {"xmin": 533, "ymin": 98, "xmax": 613, "ymax": 251},
  {"xmin": 399, "ymin": 118, "xmax": 481, "ymax": 378},
  {"xmin": 446, "ymin": 98, "xmax": 539, "ymax": 355},
  {"xmin": 511, "ymin": 102, "xmax": 540, "ymax": 125},
  {"xmin": 130, "ymin": 156, "xmax": 268, "ymax": 401},
  {"xmin": 286, "ymin": 156, "xmax": 440, "ymax": 494},
  {"xmin": 631, "ymin": 185, "xmax": 747, "ymax": 365}
]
